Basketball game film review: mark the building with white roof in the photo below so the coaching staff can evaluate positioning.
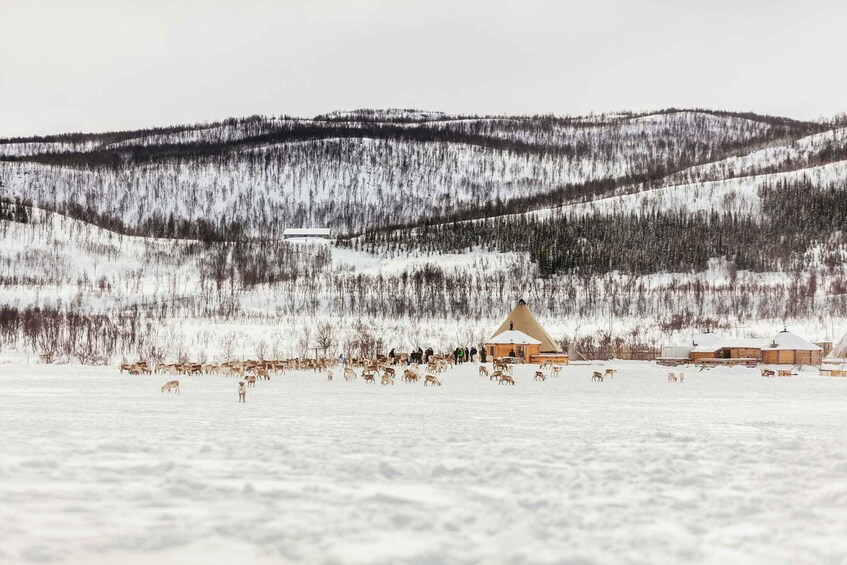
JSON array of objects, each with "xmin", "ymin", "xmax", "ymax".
[
  {"xmin": 283, "ymin": 228, "xmax": 331, "ymax": 240},
  {"xmin": 761, "ymin": 330, "xmax": 822, "ymax": 366}
]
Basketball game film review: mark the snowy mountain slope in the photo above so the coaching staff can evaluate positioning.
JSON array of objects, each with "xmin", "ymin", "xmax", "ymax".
[
  {"xmin": 0, "ymin": 109, "xmax": 826, "ymax": 236},
  {"xmin": 540, "ymin": 159, "xmax": 847, "ymax": 219},
  {"xmin": 2, "ymin": 206, "xmax": 843, "ymax": 337},
  {"xmin": 1, "ymin": 108, "xmax": 846, "ymax": 363}
]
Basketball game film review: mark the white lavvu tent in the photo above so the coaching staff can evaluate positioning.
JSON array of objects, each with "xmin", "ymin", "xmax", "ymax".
[{"xmin": 831, "ymin": 331, "xmax": 847, "ymax": 360}]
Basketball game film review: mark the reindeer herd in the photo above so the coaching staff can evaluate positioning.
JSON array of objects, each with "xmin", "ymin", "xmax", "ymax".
[
  {"xmin": 130, "ymin": 354, "xmax": 458, "ymax": 399},
  {"xmin": 122, "ymin": 354, "xmax": 708, "ymax": 401}
]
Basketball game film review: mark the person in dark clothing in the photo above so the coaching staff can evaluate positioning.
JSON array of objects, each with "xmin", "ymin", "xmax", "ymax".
[
  {"xmin": 389, "ymin": 348, "xmax": 395, "ymax": 359},
  {"xmin": 464, "ymin": 347, "xmax": 470, "ymax": 363},
  {"xmin": 426, "ymin": 347, "xmax": 433, "ymax": 363},
  {"xmin": 480, "ymin": 347, "xmax": 487, "ymax": 363},
  {"xmin": 470, "ymin": 347, "xmax": 477, "ymax": 362},
  {"xmin": 508, "ymin": 349, "xmax": 516, "ymax": 358},
  {"xmin": 417, "ymin": 347, "xmax": 423, "ymax": 364}
]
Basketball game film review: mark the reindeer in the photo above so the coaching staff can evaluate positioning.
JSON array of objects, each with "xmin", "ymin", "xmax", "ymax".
[
  {"xmin": 404, "ymin": 369, "xmax": 419, "ymax": 383},
  {"xmin": 604, "ymin": 368, "xmax": 617, "ymax": 379},
  {"xmin": 361, "ymin": 371, "xmax": 376, "ymax": 384},
  {"xmin": 551, "ymin": 366, "xmax": 561, "ymax": 378},
  {"xmin": 327, "ymin": 370, "xmax": 333, "ymax": 381},
  {"xmin": 539, "ymin": 360, "xmax": 553, "ymax": 370},
  {"xmin": 238, "ymin": 381, "xmax": 246, "ymax": 403},
  {"xmin": 424, "ymin": 374, "xmax": 442, "ymax": 387},
  {"xmin": 500, "ymin": 374, "xmax": 515, "ymax": 385},
  {"xmin": 256, "ymin": 367, "xmax": 271, "ymax": 381},
  {"xmin": 344, "ymin": 367, "xmax": 357, "ymax": 382},
  {"xmin": 761, "ymin": 369, "xmax": 775, "ymax": 378},
  {"xmin": 383, "ymin": 367, "xmax": 396, "ymax": 381},
  {"xmin": 678, "ymin": 372, "xmax": 685, "ymax": 383},
  {"xmin": 159, "ymin": 364, "xmax": 180, "ymax": 376},
  {"xmin": 224, "ymin": 366, "xmax": 242, "ymax": 378},
  {"xmin": 592, "ymin": 371, "xmax": 604, "ymax": 382},
  {"xmin": 161, "ymin": 380, "xmax": 180, "ymax": 394},
  {"xmin": 490, "ymin": 370, "xmax": 503, "ymax": 382},
  {"xmin": 667, "ymin": 372, "xmax": 678, "ymax": 383},
  {"xmin": 534, "ymin": 371, "xmax": 546, "ymax": 381},
  {"xmin": 381, "ymin": 373, "xmax": 395, "ymax": 386},
  {"xmin": 479, "ymin": 366, "xmax": 489, "ymax": 377},
  {"xmin": 245, "ymin": 375, "xmax": 257, "ymax": 388}
]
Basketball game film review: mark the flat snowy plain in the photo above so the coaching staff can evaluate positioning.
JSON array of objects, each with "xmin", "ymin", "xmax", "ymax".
[{"xmin": 1, "ymin": 360, "xmax": 846, "ymax": 565}]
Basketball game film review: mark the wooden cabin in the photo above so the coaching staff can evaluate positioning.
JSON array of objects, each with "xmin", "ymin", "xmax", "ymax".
[
  {"xmin": 761, "ymin": 330, "xmax": 823, "ymax": 366},
  {"xmin": 690, "ymin": 337, "xmax": 766, "ymax": 363},
  {"xmin": 485, "ymin": 330, "xmax": 541, "ymax": 363},
  {"xmin": 490, "ymin": 299, "xmax": 563, "ymax": 350}
]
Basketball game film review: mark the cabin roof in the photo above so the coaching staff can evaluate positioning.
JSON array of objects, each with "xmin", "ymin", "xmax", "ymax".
[
  {"xmin": 763, "ymin": 330, "xmax": 822, "ymax": 351},
  {"xmin": 691, "ymin": 338, "xmax": 769, "ymax": 353},
  {"xmin": 485, "ymin": 329, "xmax": 542, "ymax": 346},
  {"xmin": 283, "ymin": 228, "xmax": 331, "ymax": 236}
]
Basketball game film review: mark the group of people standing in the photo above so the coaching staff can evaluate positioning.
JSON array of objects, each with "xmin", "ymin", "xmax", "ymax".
[
  {"xmin": 339, "ymin": 346, "xmax": 489, "ymax": 367},
  {"xmin": 452, "ymin": 346, "xmax": 485, "ymax": 364}
]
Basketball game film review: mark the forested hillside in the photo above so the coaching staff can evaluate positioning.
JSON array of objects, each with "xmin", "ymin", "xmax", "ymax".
[
  {"xmin": 1, "ymin": 109, "xmax": 833, "ymax": 237},
  {"xmin": 1, "ymin": 108, "xmax": 846, "ymax": 362}
]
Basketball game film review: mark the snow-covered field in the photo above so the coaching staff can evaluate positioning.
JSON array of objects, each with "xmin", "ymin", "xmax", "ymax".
[{"xmin": 1, "ymin": 360, "xmax": 846, "ymax": 564}]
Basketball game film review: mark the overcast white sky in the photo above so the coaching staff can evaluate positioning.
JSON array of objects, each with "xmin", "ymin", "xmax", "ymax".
[{"xmin": 1, "ymin": 0, "xmax": 845, "ymax": 137}]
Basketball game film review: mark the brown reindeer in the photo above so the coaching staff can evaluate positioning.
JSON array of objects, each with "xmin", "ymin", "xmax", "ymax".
[
  {"xmin": 552, "ymin": 366, "xmax": 561, "ymax": 377},
  {"xmin": 246, "ymin": 375, "xmax": 257, "ymax": 387},
  {"xmin": 479, "ymin": 366, "xmax": 489, "ymax": 377},
  {"xmin": 238, "ymin": 381, "xmax": 246, "ymax": 403},
  {"xmin": 344, "ymin": 368, "xmax": 357, "ymax": 382},
  {"xmin": 224, "ymin": 366, "xmax": 242, "ymax": 378},
  {"xmin": 604, "ymin": 368, "xmax": 616, "ymax": 379},
  {"xmin": 592, "ymin": 371, "xmax": 604, "ymax": 382},
  {"xmin": 381, "ymin": 373, "xmax": 394, "ymax": 385},
  {"xmin": 161, "ymin": 380, "xmax": 180, "ymax": 394},
  {"xmin": 500, "ymin": 374, "xmax": 515, "ymax": 385},
  {"xmin": 667, "ymin": 372, "xmax": 677, "ymax": 383},
  {"xmin": 534, "ymin": 371, "xmax": 546, "ymax": 381},
  {"xmin": 361, "ymin": 371, "xmax": 376, "ymax": 384},
  {"xmin": 424, "ymin": 374, "xmax": 442, "ymax": 387},
  {"xmin": 539, "ymin": 360, "xmax": 553, "ymax": 370},
  {"xmin": 761, "ymin": 369, "xmax": 775, "ymax": 378},
  {"xmin": 327, "ymin": 370, "xmax": 333, "ymax": 381},
  {"xmin": 490, "ymin": 370, "xmax": 503, "ymax": 382},
  {"xmin": 403, "ymin": 369, "xmax": 419, "ymax": 383}
]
